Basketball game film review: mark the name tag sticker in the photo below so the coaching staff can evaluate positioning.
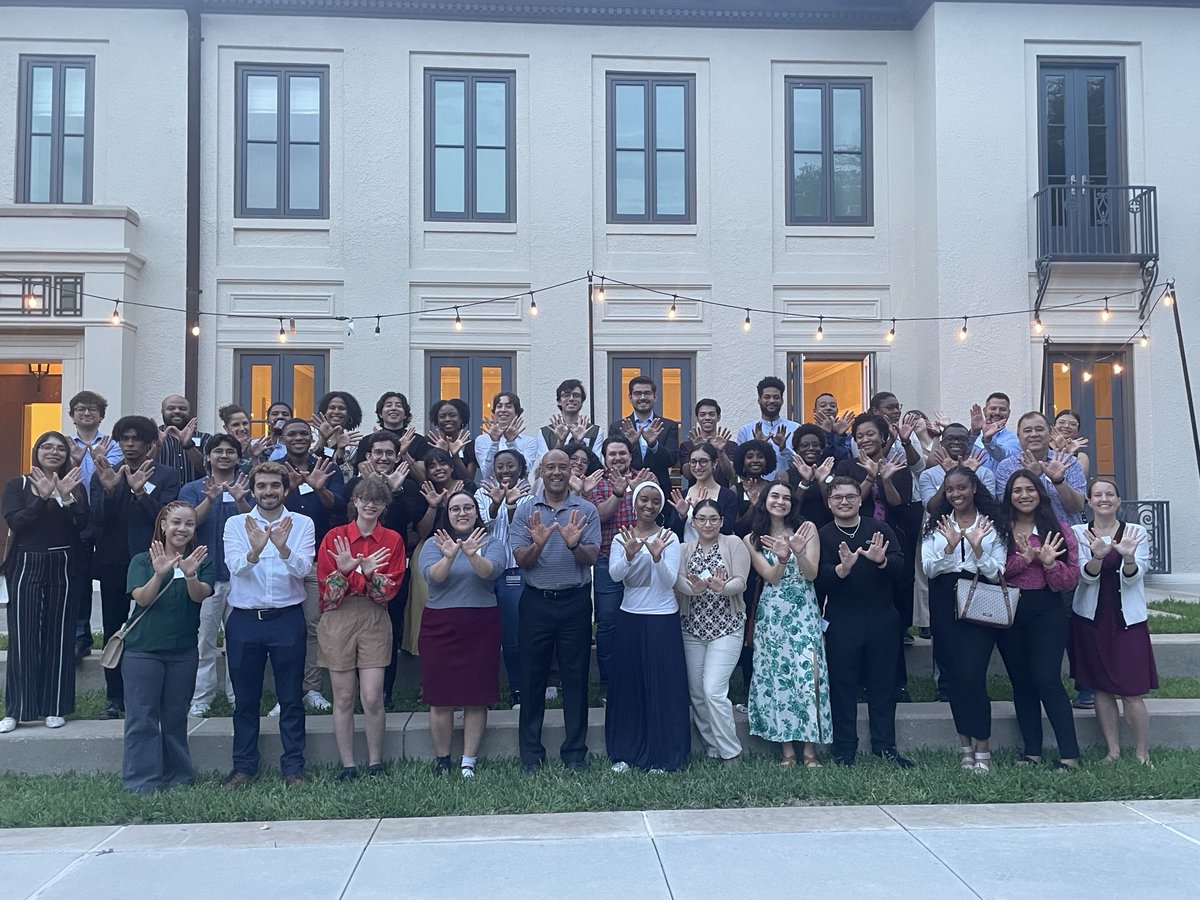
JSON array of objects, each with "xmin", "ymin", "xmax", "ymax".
[
  {"xmin": 143, "ymin": 482, "xmax": 156, "ymax": 495},
  {"xmin": 819, "ymin": 617, "xmax": 830, "ymax": 633},
  {"xmin": 298, "ymin": 483, "xmax": 315, "ymax": 495},
  {"xmin": 222, "ymin": 492, "xmax": 235, "ymax": 504},
  {"xmin": 172, "ymin": 567, "xmax": 186, "ymax": 580},
  {"xmin": 192, "ymin": 436, "xmax": 203, "ymax": 446},
  {"xmin": 323, "ymin": 447, "xmax": 336, "ymax": 458}
]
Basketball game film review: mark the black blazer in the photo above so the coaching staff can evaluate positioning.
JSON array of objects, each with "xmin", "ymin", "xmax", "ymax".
[{"xmin": 608, "ymin": 416, "xmax": 679, "ymax": 491}]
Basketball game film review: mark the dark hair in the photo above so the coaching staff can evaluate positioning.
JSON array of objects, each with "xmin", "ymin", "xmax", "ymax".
[
  {"xmin": 986, "ymin": 392, "xmax": 1011, "ymax": 407},
  {"xmin": 1016, "ymin": 410, "xmax": 1051, "ymax": 430},
  {"xmin": 869, "ymin": 391, "xmax": 897, "ymax": 410},
  {"xmin": 352, "ymin": 430, "xmax": 402, "ymax": 472},
  {"xmin": 491, "ymin": 391, "xmax": 523, "ymax": 415},
  {"xmin": 813, "ymin": 391, "xmax": 836, "ymax": 406},
  {"xmin": 112, "ymin": 415, "xmax": 158, "ymax": 444},
  {"xmin": 422, "ymin": 448, "xmax": 456, "ymax": 484},
  {"xmin": 219, "ymin": 404, "xmax": 248, "ymax": 426},
  {"xmin": 435, "ymin": 489, "xmax": 483, "ymax": 538},
  {"xmin": 692, "ymin": 498, "xmax": 723, "ymax": 520},
  {"xmin": 317, "ymin": 391, "xmax": 363, "ymax": 430},
  {"xmin": 266, "ymin": 401, "xmax": 293, "ymax": 417},
  {"xmin": 493, "ymin": 448, "xmax": 528, "ymax": 479},
  {"xmin": 249, "ymin": 461, "xmax": 289, "ymax": 490},
  {"xmin": 349, "ymin": 474, "xmax": 392, "ymax": 517},
  {"xmin": 627, "ymin": 374, "xmax": 656, "ymax": 395},
  {"xmin": 429, "ymin": 398, "xmax": 470, "ymax": 430},
  {"xmin": 556, "ymin": 379, "xmax": 586, "ymax": 402},
  {"xmin": 828, "ymin": 475, "xmax": 859, "ymax": 494},
  {"xmin": 601, "ymin": 435, "xmax": 633, "ymax": 458},
  {"xmin": 204, "ymin": 433, "xmax": 242, "ymax": 469},
  {"xmin": 852, "ymin": 412, "xmax": 890, "ymax": 441},
  {"xmin": 1086, "ymin": 476, "xmax": 1121, "ymax": 499},
  {"xmin": 1002, "ymin": 467, "xmax": 1063, "ymax": 547},
  {"xmin": 942, "ymin": 421, "xmax": 970, "ymax": 436},
  {"xmin": 694, "ymin": 397, "xmax": 721, "ymax": 416},
  {"xmin": 279, "ymin": 417, "xmax": 311, "ymax": 434},
  {"xmin": 688, "ymin": 442, "xmax": 718, "ymax": 463},
  {"xmin": 749, "ymin": 477, "xmax": 803, "ymax": 548},
  {"xmin": 68, "ymin": 390, "xmax": 108, "ymax": 417},
  {"xmin": 791, "ymin": 422, "xmax": 825, "ymax": 451},
  {"xmin": 32, "ymin": 431, "xmax": 73, "ymax": 479},
  {"xmin": 732, "ymin": 439, "xmax": 777, "ymax": 478},
  {"xmin": 375, "ymin": 391, "xmax": 412, "ymax": 430},
  {"xmin": 151, "ymin": 501, "xmax": 199, "ymax": 556},
  {"xmin": 562, "ymin": 441, "xmax": 602, "ymax": 475},
  {"xmin": 756, "ymin": 376, "xmax": 785, "ymax": 397},
  {"xmin": 922, "ymin": 466, "xmax": 1011, "ymax": 545},
  {"xmin": 1055, "ymin": 408, "xmax": 1081, "ymax": 426}
]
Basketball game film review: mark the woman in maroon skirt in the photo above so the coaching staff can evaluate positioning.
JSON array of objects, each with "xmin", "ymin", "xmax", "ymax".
[
  {"xmin": 418, "ymin": 489, "xmax": 505, "ymax": 777},
  {"xmin": 1070, "ymin": 478, "xmax": 1156, "ymax": 765}
]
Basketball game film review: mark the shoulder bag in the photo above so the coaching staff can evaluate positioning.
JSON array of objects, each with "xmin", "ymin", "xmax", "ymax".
[
  {"xmin": 100, "ymin": 575, "xmax": 175, "ymax": 669},
  {"xmin": 955, "ymin": 571, "xmax": 1016, "ymax": 629}
]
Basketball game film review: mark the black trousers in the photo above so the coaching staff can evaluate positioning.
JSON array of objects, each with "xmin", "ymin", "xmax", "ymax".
[
  {"xmin": 382, "ymin": 569, "xmax": 411, "ymax": 704},
  {"xmin": 826, "ymin": 608, "xmax": 900, "ymax": 757},
  {"xmin": 930, "ymin": 573, "xmax": 998, "ymax": 739},
  {"xmin": 892, "ymin": 503, "xmax": 923, "ymax": 688},
  {"xmin": 996, "ymin": 587, "xmax": 1080, "ymax": 759},
  {"xmin": 518, "ymin": 584, "xmax": 591, "ymax": 767},
  {"xmin": 97, "ymin": 561, "xmax": 131, "ymax": 704}
]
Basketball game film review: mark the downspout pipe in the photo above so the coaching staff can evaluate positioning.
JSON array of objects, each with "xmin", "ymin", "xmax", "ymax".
[{"xmin": 184, "ymin": 1, "xmax": 202, "ymax": 407}]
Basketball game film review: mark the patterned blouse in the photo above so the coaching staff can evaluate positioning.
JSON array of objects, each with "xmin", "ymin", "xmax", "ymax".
[{"xmin": 680, "ymin": 543, "xmax": 745, "ymax": 641}]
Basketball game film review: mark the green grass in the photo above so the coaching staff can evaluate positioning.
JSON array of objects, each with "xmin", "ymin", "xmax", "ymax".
[
  {"xmin": 1, "ymin": 749, "xmax": 1197, "ymax": 829},
  {"xmin": 1147, "ymin": 600, "xmax": 1200, "ymax": 634}
]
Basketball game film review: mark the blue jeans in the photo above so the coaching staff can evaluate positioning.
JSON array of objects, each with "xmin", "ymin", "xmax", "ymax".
[
  {"xmin": 226, "ymin": 605, "xmax": 307, "ymax": 776},
  {"xmin": 122, "ymin": 647, "xmax": 198, "ymax": 794},
  {"xmin": 592, "ymin": 560, "xmax": 625, "ymax": 688},
  {"xmin": 495, "ymin": 568, "xmax": 522, "ymax": 696}
]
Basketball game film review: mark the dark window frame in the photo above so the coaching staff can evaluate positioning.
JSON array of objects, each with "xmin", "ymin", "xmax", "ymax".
[
  {"xmin": 606, "ymin": 72, "xmax": 696, "ymax": 225},
  {"xmin": 607, "ymin": 354, "xmax": 695, "ymax": 426},
  {"xmin": 234, "ymin": 63, "xmax": 330, "ymax": 219},
  {"xmin": 784, "ymin": 76, "xmax": 873, "ymax": 225},
  {"xmin": 236, "ymin": 350, "xmax": 330, "ymax": 435},
  {"xmin": 15, "ymin": 55, "xmax": 95, "ymax": 204},
  {"xmin": 424, "ymin": 68, "xmax": 516, "ymax": 222},
  {"xmin": 426, "ymin": 351, "xmax": 516, "ymax": 433},
  {"xmin": 785, "ymin": 351, "xmax": 876, "ymax": 422}
]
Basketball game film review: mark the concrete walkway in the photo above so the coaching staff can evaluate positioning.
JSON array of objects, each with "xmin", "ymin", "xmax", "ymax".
[{"xmin": 4, "ymin": 801, "xmax": 1200, "ymax": 899}]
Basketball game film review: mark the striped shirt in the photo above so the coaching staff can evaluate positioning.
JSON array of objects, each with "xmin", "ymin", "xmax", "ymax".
[{"xmin": 510, "ymin": 490, "xmax": 600, "ymax": 590}]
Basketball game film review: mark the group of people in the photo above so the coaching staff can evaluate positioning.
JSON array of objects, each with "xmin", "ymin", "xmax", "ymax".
[{"xmin": 0, "ymin": 374, "xmax": 1158, "ymax": 793}]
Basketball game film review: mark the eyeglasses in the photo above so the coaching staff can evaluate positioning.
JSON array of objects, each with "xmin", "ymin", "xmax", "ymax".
[
  {"xmin": 72, "ymin": 405, "xmax": 100, "ymax": 413},
  {"xmin": 357, "ymin": 499, "xmax": 385, "ymax": 509},
  {"xmin": 829, "ymin": 495, "xmax": 860, "ymax": 505},
  {"xmin": 693, "ymin": 516, "xmax": 722, "ymax": 525},
  {"xmin": 631, "ymin": 391, "xmax": 655, "ymax": 398},
  {"xmin": 689, "ymin": 458, "xmax": 711, "ymax": 467}
]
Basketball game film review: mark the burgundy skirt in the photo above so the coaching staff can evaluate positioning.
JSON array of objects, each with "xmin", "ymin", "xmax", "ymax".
[
  {"xmin": 1069, "ymin": 552, "xmax": 1158, "ymax": 696},
  {"xmin": 418, "ymin": 605, "xmax": 501, "ymax": 707}
]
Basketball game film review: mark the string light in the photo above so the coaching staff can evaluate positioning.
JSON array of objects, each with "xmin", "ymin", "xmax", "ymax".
[
  {"xmin": 957, "ymin": 317, "xmax": 968, "ymax": 341},
  {"xmin": 374, "ymin": 315, "xmax": 381, "ymax": 335},
  {"xmin": 1164, "ymin": 280, "xmax": 1175, "ymax": 306},
  {"xmin": 346, "ymin": 318, "xmax": 355, "ymax": 337},
  {"xmin": 1101, "ymin": 298, "xmax": 1110, "ymax": 322},
  {"xmin": 815, "ymin": 316, "xmax": 824, "ymax": 341},
  {"xmin": 1059, "ymin": 362, "xmax": 1070, "ymax": 374},
  {"xmin": 453, "ymin": 307, "xmax": 463, "ymax": 331},
  {"xmin": 109, "ymin": 302, "xmax": 120, "ymax": 326},
  {"xmin": 277, "ymin": 319, "xmax": 287, "ymax": 343},
  {"xmin": 1139, "ymin": 328, "xmax": 1149, "ymax": 348},
  {"xmin": 529, "ymin": 293, "xmax": 538, "ymax": 316},
  {"xmin": 289, "ymin": 318, "xmax": 297, "ymax": 336},
  {"xmin": 668, "ymin": 295, "xmax": 677, "ymax": 319},
  {"xmin": 1033, "ymin": 315, "xmax": 1044, "ymax": 334},
  {"xmin": 23, "ymin": 292, "xmax": 41, "ymax": 310},
  {"xmin": 594, "ymin": 277, "xmax": 606, "ymax": 303},
  {"xmin": 1113, "ymin": 362, "xmax": 1123, "ymax": 375},
  {"xmin": 885, "ymin": 318, "xmax": 896, "ymax": 343},
  {"xmin": 742, "ymin": 308, "xmax": 751, "ymax": 332},
  {"xmin": 1082, "ymin": 370, "xmax": 1093, "ymax": 383},
  {"xmin": 190, "ymin": 322, "xmax": 200, "ymax": 337}
]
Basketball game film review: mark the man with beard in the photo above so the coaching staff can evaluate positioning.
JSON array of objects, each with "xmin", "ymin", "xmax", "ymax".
[
  {"xmin": 90, "ymin": 415, "xmax": 181, "ymax": 719},
  {"xmin": 537, "ymin": 379, "xmax": 605, "ymax": 459},
  {"xmin": 510, "ymin": 449, "xmax": 601, "ymax": 773},
  {"xmin": 968, "ymin": 392, "xmax": 1021, "ymax": 475},
  {"xmin": 180, "ymin": 434, "xmax": 253, "ymax": 716},
  {"xmin": 737, "ymin": 376, "xmax": 798, "ymax": 480},
  {"xmin": 609, "ymin": 375, "xmax": 678, "ymax": 492},
  {"xmin": 221, "ymin": 462, "xmax": 315, "ymax": 790},
  {"xmin": 156, "ymin": 394, "xmax": 211, "ymax": 484},
  {"xmin": 810, "ymin": 392, "xmax": 856, "ymax": 461}
]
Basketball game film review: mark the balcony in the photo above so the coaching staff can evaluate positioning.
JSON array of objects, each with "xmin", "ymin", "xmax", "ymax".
[
  {"xmin": 1033, "ymin": 184, "xmax": 1159, "ymax": 314},
  {"xmin": 0, "ymin": 274, "xmax": 84, "ymax": 318}
]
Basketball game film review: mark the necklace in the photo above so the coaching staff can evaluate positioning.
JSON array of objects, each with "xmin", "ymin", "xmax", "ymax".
[{"xmin": 834, "ymin": 518, "xmax": 861, "ymax": 538}]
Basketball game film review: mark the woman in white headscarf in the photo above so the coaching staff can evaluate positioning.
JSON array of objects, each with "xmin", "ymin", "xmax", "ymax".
[{"xmin": 606, "ymin": 480, "xmax": 691, "ymax": 772}]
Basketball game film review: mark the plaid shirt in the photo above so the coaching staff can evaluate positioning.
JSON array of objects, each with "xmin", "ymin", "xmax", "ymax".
[{"xmin": 586, "ymin": 474, "xmax": 636, "ymax": 560}]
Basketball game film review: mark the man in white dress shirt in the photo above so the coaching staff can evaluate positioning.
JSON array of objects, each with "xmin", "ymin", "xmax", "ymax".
[
  {"xmin": 736, "ymin": 376, "xmax": 799, "ymax": 480},
  {"xmin": 475, "ymin": 391, "xmax": 540, "ymax": 481}
]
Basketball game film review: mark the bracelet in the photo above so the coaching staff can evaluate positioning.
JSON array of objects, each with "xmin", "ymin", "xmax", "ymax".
[
  {"xmin": 185, "ymin": 574, "xmax": 199, "ymax": 582},
  {"xmin": 1049, "ymin": 476, "xmax": 1064, "ymax": 485},
  {"xmin": 566, "ymin": 542, "xmax": 579, "ymax": 551}
]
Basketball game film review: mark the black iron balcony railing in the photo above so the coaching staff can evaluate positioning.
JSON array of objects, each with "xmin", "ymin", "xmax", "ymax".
[
  {"xmin": 0, "ymin": 274, "xmax": 84, "ymax": 317},
  {"xmin": 1115, "ymin": 499, "xmax": 1171, "ymax": 574}
]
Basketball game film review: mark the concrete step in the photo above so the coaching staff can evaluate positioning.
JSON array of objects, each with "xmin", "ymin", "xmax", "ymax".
[
  {"xmin": 2, "ymin": 700, "xmax": 1198, "ymax": 775},
  {"xmin": 6, "ymin": 632, "xmax": 1196, "ymax": 697}
]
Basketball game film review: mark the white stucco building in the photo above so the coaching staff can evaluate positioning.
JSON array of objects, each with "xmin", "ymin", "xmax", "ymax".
[{"xmin": 0, "ymin": 0, "xmax": 1197, "ymax": 577}]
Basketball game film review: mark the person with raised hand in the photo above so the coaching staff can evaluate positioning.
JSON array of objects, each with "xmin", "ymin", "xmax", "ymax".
[
  {"xmin": 315, "ymin": 476, "xmax": 406, "ymax": 781},
  {"xmin": 1, "ymin": 432, "xmax": 89, "ymax": 735},
  {"xmin": 476, "ymin": 391, "xmax": 539, "ymax": 482},
  {"xmin": 679, "ymin": 399, "xmax": 737, "ymax": 486},
  {"xmin": 537, "ymin": 379, "xmax": 605, "ymax": 459},
  {"xmin": 607, "ymin": 481, "xmax": 689, "ymax": 772},
  {"xmin": 120, "ymin": 501, "xmax": 214, "ymax": 794},
  {"xmin": 510, "ymin": 449, "xmax": 601, "ymax": 773},
  {"xmin": 1070, "ymin": 478, "xmax": 1156, "ymax": 765},
  {"xmin": 427, "ymin": 398, "xmax": 478, "ymax": 483},
  {"xmin": 967, "ymin": 392, "xmax": 1021, "ymax": 474},
  {"xmin": 737, "ymin": 377, "xmax": 800, "ymax": 481},
  {"xmin": 609, "ymin": 375, "xmax": 679, "ymax": 492},
  {"xmin": 920, "ymin": 467, "xmax": 1010, "ymax": 774},
  {"xmin": 743, "ymin": 481, "xmax": 831, "ymax": 767},
  {"xmin": 1052, "ymin": 409, "xmax": 1092, "ymax": 480},
  {"xmin": 788, "ymin": 423, "xmax": 837, "ymax": 528},
  {"xmin": 999, "ymin": 469, "xmax": 1081, "ymax": 770},
  {"xmin": 672, "ymin": 442, "xmax": 738, "ymax": 541},
  {"xmin": 809, "ymin": 392, "xmax": 856, "ymax": 461}
]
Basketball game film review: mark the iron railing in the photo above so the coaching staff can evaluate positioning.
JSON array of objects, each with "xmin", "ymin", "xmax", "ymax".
[
  {"xmin": 1035, "ymin": 184, "xmax": 1158, "ymax": 263},
  {"xmin": 1115, "ymin": 499, "xmax": 1171, "ymax": 574},
  {"xmin": 0, "ymin": 274, "xmax": 84, "ymax": 317}
]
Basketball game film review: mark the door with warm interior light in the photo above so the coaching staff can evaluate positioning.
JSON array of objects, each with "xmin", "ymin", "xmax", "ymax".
[
  {"xmin": 426, "ymin": 353, "xmax": 514, "ymax": 433},
  {"xmin": 786, "ymin": 353, "xmax": 873, "ymax": 423},
  {"xmin": 236, "ymin": 351, "xmax": 327, "ymax": 436},
  {"xmin": 1045, "ymin": 348, "xmax": 1131, "ymax": 495},
  {"xmin": 0, "ymin": 361, "xmax": 63, "ymax": 559}
]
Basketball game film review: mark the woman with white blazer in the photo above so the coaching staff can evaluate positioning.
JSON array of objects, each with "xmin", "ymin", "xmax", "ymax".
[
  {"xmin": 674, "ymin": 499, "xmax": 751, "ymax": 763},
  {"xmin": 1070, "ymin": 477, "xmax": 1156, "ymax": 765}
]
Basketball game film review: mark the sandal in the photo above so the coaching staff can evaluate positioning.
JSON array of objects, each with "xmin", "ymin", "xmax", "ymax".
[
  {"xmin": 779, "ymin": 756, "xmax": 796, "ymax": 768},
  {"xmin": 1053, "ymin": 761, "xmax": 1079, "ymax": 772},
  {"xmin": 973, "ymin": 751, "xmax": 991, "ymax": 774},
  {"xmin": 802, "ymin": 755, "xmax": 823, "ymax": 769},
  {"xmin": 1015, "ymin": 755, "xmax": 1041, "ymax": 767},
  {"xmin": 958, "ymin": 746, "xmax": 976, "ymax": 771}
]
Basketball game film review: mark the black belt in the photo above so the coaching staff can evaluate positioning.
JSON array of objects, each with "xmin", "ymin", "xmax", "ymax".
[
  {"xmin": 525, "ymin": 584, "xmax": 588, "ymax": 600},
  {"xmin": 235, "ymin": 605, "xmax": 301, "ymax": 621}
]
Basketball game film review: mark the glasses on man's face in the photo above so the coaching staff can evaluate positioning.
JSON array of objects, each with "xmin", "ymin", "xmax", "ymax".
[
  {"xmin": 562, "ymin": 391, "xmax": 583, "ymax": 400},
  {"xmin": 358, "ymin": 499, "xmax": 385, "ymax": 509},
  {"xmin": 73, "ymin": 405, "xmax": 99, "ymax": 414},
  {"xmin": 830, "ymin": 494, "xmax": 860, "ymax": 505},
  {"xmin": 631, "ymin": 391, "xmax": 655, "ymax": 399}
]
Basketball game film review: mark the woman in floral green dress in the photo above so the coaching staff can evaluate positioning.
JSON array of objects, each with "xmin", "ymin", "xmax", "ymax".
[{"xmin": 743, "ymin": 481, "xmax": 832, "ymax": 766}]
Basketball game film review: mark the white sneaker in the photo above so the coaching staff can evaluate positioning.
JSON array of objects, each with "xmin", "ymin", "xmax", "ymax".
[
  {"xmin": 304, "ymin": 690, "xmax": 331, "ymax": 711},
  {"xmin": 545, "ymin": 686, "xmax": 559, "ymax": 701},
  {"xmin": 189, "ymin": 703, "xmax": 209, "ymax": 718},
  {"xmin": 45, "ymin": 716, "xmax": 66, "ymax": 729},
  {"xmin": 267, "ymin": 703, "xmax": 281, "ymax": 717},
  {"xmin": 611, "ymin": 761, "xmax": 630, "ymax": 774},
  {"xmin": 0, "ymin": 717, "xmax": 16, "ymax": 733}
]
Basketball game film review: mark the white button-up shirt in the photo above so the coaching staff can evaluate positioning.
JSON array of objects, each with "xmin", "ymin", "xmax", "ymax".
[
  {"xmin": 223, "ymin": 508, "xmax": 315, "ymax": 609},
  {"xmin": 474, "ymin": 433, "xmax": 540, "ymax": 482}
]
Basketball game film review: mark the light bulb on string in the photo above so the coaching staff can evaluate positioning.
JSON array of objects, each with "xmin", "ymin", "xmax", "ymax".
[
  {"xmin": 110, "ymin": 302, "xmax": 121, "ymax": 326},
  {"xmin": 453, "ymin": 307, "xmax": 463, "ymax": 331},
  {"xmin": 815, "ymin": 316, "xmax": 824, "ymax": 341},
  {"xmin": 957, "ymin": 317, "xmax": 968, "ymax": 341},
  {"xmin": 1033, "ymin": 315, "xmax": 1044, "ymax": 334},
  {"xmin": 277, "ymin": 319, "xmax": 287, "ymax": 343},
  {"xmin": 668, "ymin": 295, "xmax": 677, "ymax": 319},
  {"xmin": 1101, "ymin": 298, "xmax": 1110, "ymax": 322},
  {"xmin": 885, "ymin": 318, "xmax": 896, "ymax": 343},
  {"xmin": 1113, "ymin": 362, "xmax": 1123, "ymax": 375},
  {"xmin": 1164, "ymin": 280, "xmax": 1175, "ymax": 306},
  {"xmin": 529, "ymin": 293, "xmax": 538, "ymax": 316},
  {"xmin": 1060, "ymin": 362, "xmax": 1070, "ymax": 374},
  {"xmin": 742, "ymin": 309, "xmax": 751, "ymax": 332},
  {"xmin": 190, "ymin": 322, "xmax": 200, "ymax": 337},
  {"xmin": 374, "ymin": 316, "xmax": 381, "ymax": 335},
  {"xmin": 594, "ymin": 278, "xmax": 606, "ymax": 303},
  {"xmin": 1139, "ymin": 328, "xmax": 1149, "ymax": 348},
  {"xmin": 1082, "ymin": 370, "xmax": 1093, "ymax": 383}
]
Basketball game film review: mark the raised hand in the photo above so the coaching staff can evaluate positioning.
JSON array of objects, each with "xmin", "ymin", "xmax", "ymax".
[
  {"xmin": 459, "ymin": 526, "xmax": 488, "ymax": 557},
  {"xmin": 549, "ymin": 414, "xmax": 570, "ymax": 442},
  {"xmin": 671, "ymin": 488, "xmax": 690, "ymax": 518},
  {"xmin": 149, "ymin": 540, "xmax": 181, "ymax": 576},
  {"xmin": 752, "ymin": 422, "xmax": 767, "ymax": 443},
  {"xmin": 861, "ymin": 531, "xmax": 889, "ymax": 564},
  {"xmin": 504, "ymin": 414, "xmax": 525, "ymax": 441},
  {"xmin": 760, "ymin": 534, "xmax": 792, "ymax": 564},
  {"xmin": 629, "ymin": 468, "xmax": 655, "ymax": 486},
  {"xmin": 1113, "ymin": 530, "xmax": 1144, "ymax": 561},
  {"xmin": 964, "ymin": 516, "xmax": 993, "ymax": 555},
  {"xmin": 688, "ymin": 424, "xmax": 704, "ymax": 445},
  {"xmin": 856, "ymin": 455, "xmax": 880, "ymax": 479},
  {"xmin": 982, "ymin": 417, "xmax": 1007, "ymax": 441},
  {"xmin": 814, "ymin": 457, "xmax": 835, "ymax": 483},
  {"xmin": 56, "ymin": 466, "xmax": 83, "ymax": 500},
  {"xmin": 711, "ymin": 427, "xmax": 732, "ymax": 452},
  {"xmin": 420, "ymin": 480, "xmax": 449, "ymax": 509},
  {"xmin": 642, "ymin": 418, "xmax": 665, "ymax": 446},
  {"xmin": 833, "ymin": 410, "xmax": 855, "ymax": 436},
  {"xmin": 1082, "ymin": 528, "xmax": 1111, "ymax": 560},
  {"xmin": 927, "ymin": 446, "xmax": 951, "ymax": 473},
  {"xmin": 1043, "ymin": 451, "xmax": 1075, "ymax": 483},
  {"xmin": 788, "ymin": 521, "xmax": 816, "ymax": 555},
  {"xmin": 559, "ymin": 510, "xmax": 586, "ymax": 548},
  {"xmin": 305, "ymin": 457, "xmax": 335, "ymax": 491},
  {"xmin": 95, "ymin": 456, "xmax": 124, "ymax": 494},
  {"xmin": 385, "ymin": 461, "xmax": 410, "ymax": 493},
  {"xmin": 933, "ymin": 409, "xmax": 951, "ymax": 431},
  {"xmin": 446, "ymin": 431, "xmax": 470, "ymax": 457},
  {"xmin": 645, "ymin": 527, "xmax": 673, "ymax": 562},
  {"xmin": 836, "ymin": 541, "xmax": 860, "ymax": 574},
  {"xmin": 126, "ymin": 460, "xmax": 155, "ymax": 494},
  {"xmin": 227, "ymin": 474, "xmax": 251, "ymax": 504},
  {"xmin": 482, "ymin": 418, "xmax": 503, "ymax": 441},
  {"xmin": 335, "ymin": 429, "xmax": 361, "ymax": 452},
  {"xmin": 814, "ymin": 410, "xmax": 833, "ymax": 433},
  {"xmin": 1014, "ymin": 531, "xmax": 1036, "ymax": 564},
  {"xmin": 268, "ymin": 516, "xmax": 293, "ymax": 551},
  {"xmin": 580, "ymin": 470, "xmax": 605, "ymax": 495},
  {"xmin": 528, "ymin": 514, "xmax": 554, "ymax": 548},
  {"xmin": 937, "ymin": 515, "xmax": 963, "ymax": 551},
  {"xmin": 202, "ymin": 475, "xmax": 225, "ymax": 501},
  {"xmin": 328, "ymin": 534, "xmax": 359, "ymax": 574},
  {"xmin": 619, "ymin": 420, "xmax": 639, "ymax": 443},
  {"xmin": 1019, "ymin": 449, "xmax": 1044, "ymax": 478},
  {"xmin": 357, "ymin": 461, "xmax": 374, "ymax": 479},
  {"xmin": 568, "ymin": 415, "xmax": 591, "ymax": 442},
  {"xmin": 685, "ymin": 573, "xmax": 708, "ymax": 594},
  {"xmin": 878, "ymin": 458, "xmax": 904, "ymax": 482},
  {"xmin": 247, "ymin": 434, "xmax": 276, "ymax": 459},
  {"xmin": 706, "ymin": 565, "xmax": 728, "ymax": 593},
  {"xmin": 28, "ymin": 468, "xmax": 57, "ymax": 500},
  {"xmin": 244, "ymin": 516, "xmax": 270, "ymax": 556},
  {"xmin": 1037, "ymin": 532, "xmax": 1066, "ymax": 567},
  {"xmin": 433, "ymin": 529, "xmax": 460, "ymax": 559},
  {"xmin": 969, "ymin": 403, "xmax": 985, "ymax": 433},
  {"xmin": 178, "ymin": 545, "xmax": 208, "ymax": 578},
  {"xmin": 360, "ymin": 546, "xmax": 391, "ymax": 578},
  {"xmin": 484, "ymin": 478, "xmax": 507, "ymax": 504},
  {"xmin": 962, "ymin": 448, "xmax": 986, "ymax": 472},
  {"xmin": 69, "ymin": 441, "xmax": 87, "ymax": 468},
  {"xmin": 618, "ymin": 525, "xmax": 644, "ymax": 560},
  {"xmin": 396, "ymin": 427, "xmax": 417, "ymax": 457},
  {"xmin": 506, "ymin": 481, "xmax": 532, "ymax": 504},
  {"xmin": 899, "ymin": 412, "xmax": 920, "ymax": 441}
]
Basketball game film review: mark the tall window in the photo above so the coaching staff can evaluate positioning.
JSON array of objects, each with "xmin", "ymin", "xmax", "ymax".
[
  {"xmin": 425, "ymin": 70, "xmax": 515, "ymax": 221},
  {"xmin": 1046, "ymin": 348, "xmax": 1131, "ymax": 495},
  {"xmin": 16, "ymin": 56, "xmax": 94, "ymax": 204},
  {"xmin": 786, "ymin": 353, "xmax": 874, "ymax": 422},
  {"xmin": 606, "ymin": 73, "xmax": 695, "ymax": 224},
  {"xmin": 426, "ymin": 353, "xmax": 514, "ymax": 432},
  {"xmin": 785, "ymin": 78, "xmax": 871, "ymax": 225},
  {"xmin": 237, "ymin": 351, "xmax": 327, "ymax": 437},
  {"xmin": 235, "ymin": 64, "xmax": 328, "ymax": 218},
  {"xmin": 608, "ymin": 355, "xmax": 693, "ymax": 425}
]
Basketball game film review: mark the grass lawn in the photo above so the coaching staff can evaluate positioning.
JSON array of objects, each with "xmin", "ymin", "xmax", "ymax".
[
  {"xmin": 1, "ymin": 748, "xmax": 1197, "ymax": 829},
  {"xmin": 1146, "ymin": 600, "xmax": 1200, "ymax": 633}
]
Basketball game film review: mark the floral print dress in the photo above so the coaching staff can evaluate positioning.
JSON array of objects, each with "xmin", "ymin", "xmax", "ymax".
[{"xmin": 747, "ymin": 549, "xmax": 832, "ymax": 744}]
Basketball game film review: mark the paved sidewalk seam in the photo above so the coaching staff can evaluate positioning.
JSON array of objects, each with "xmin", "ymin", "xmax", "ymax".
[
  {"xmin": 878, "ymin": 806, "xmax": 984, "ymax": 900},
  {"xmin": 27, "ymin": 824, "xmax": 126, "ymax": 900},
  {"xmin": 336, "ymin": 818, "xmax": 382, "ymax": 900},
  {"xmin": 1121, "ymin": 802, "xmax": 1200, "ymax": 849},
  {"xmin": 641, "ymin": 810, "xmax": 676, "ymax": 900}
]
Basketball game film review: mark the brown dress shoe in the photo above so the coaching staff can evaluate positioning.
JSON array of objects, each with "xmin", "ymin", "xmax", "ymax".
[
  {"xmin": 283, "ymin": 773, "xmax": 308, "ymax": 790},
  {"xmin": 221, "ymin": 771, "xmax": 252, "ymax": 791}
]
